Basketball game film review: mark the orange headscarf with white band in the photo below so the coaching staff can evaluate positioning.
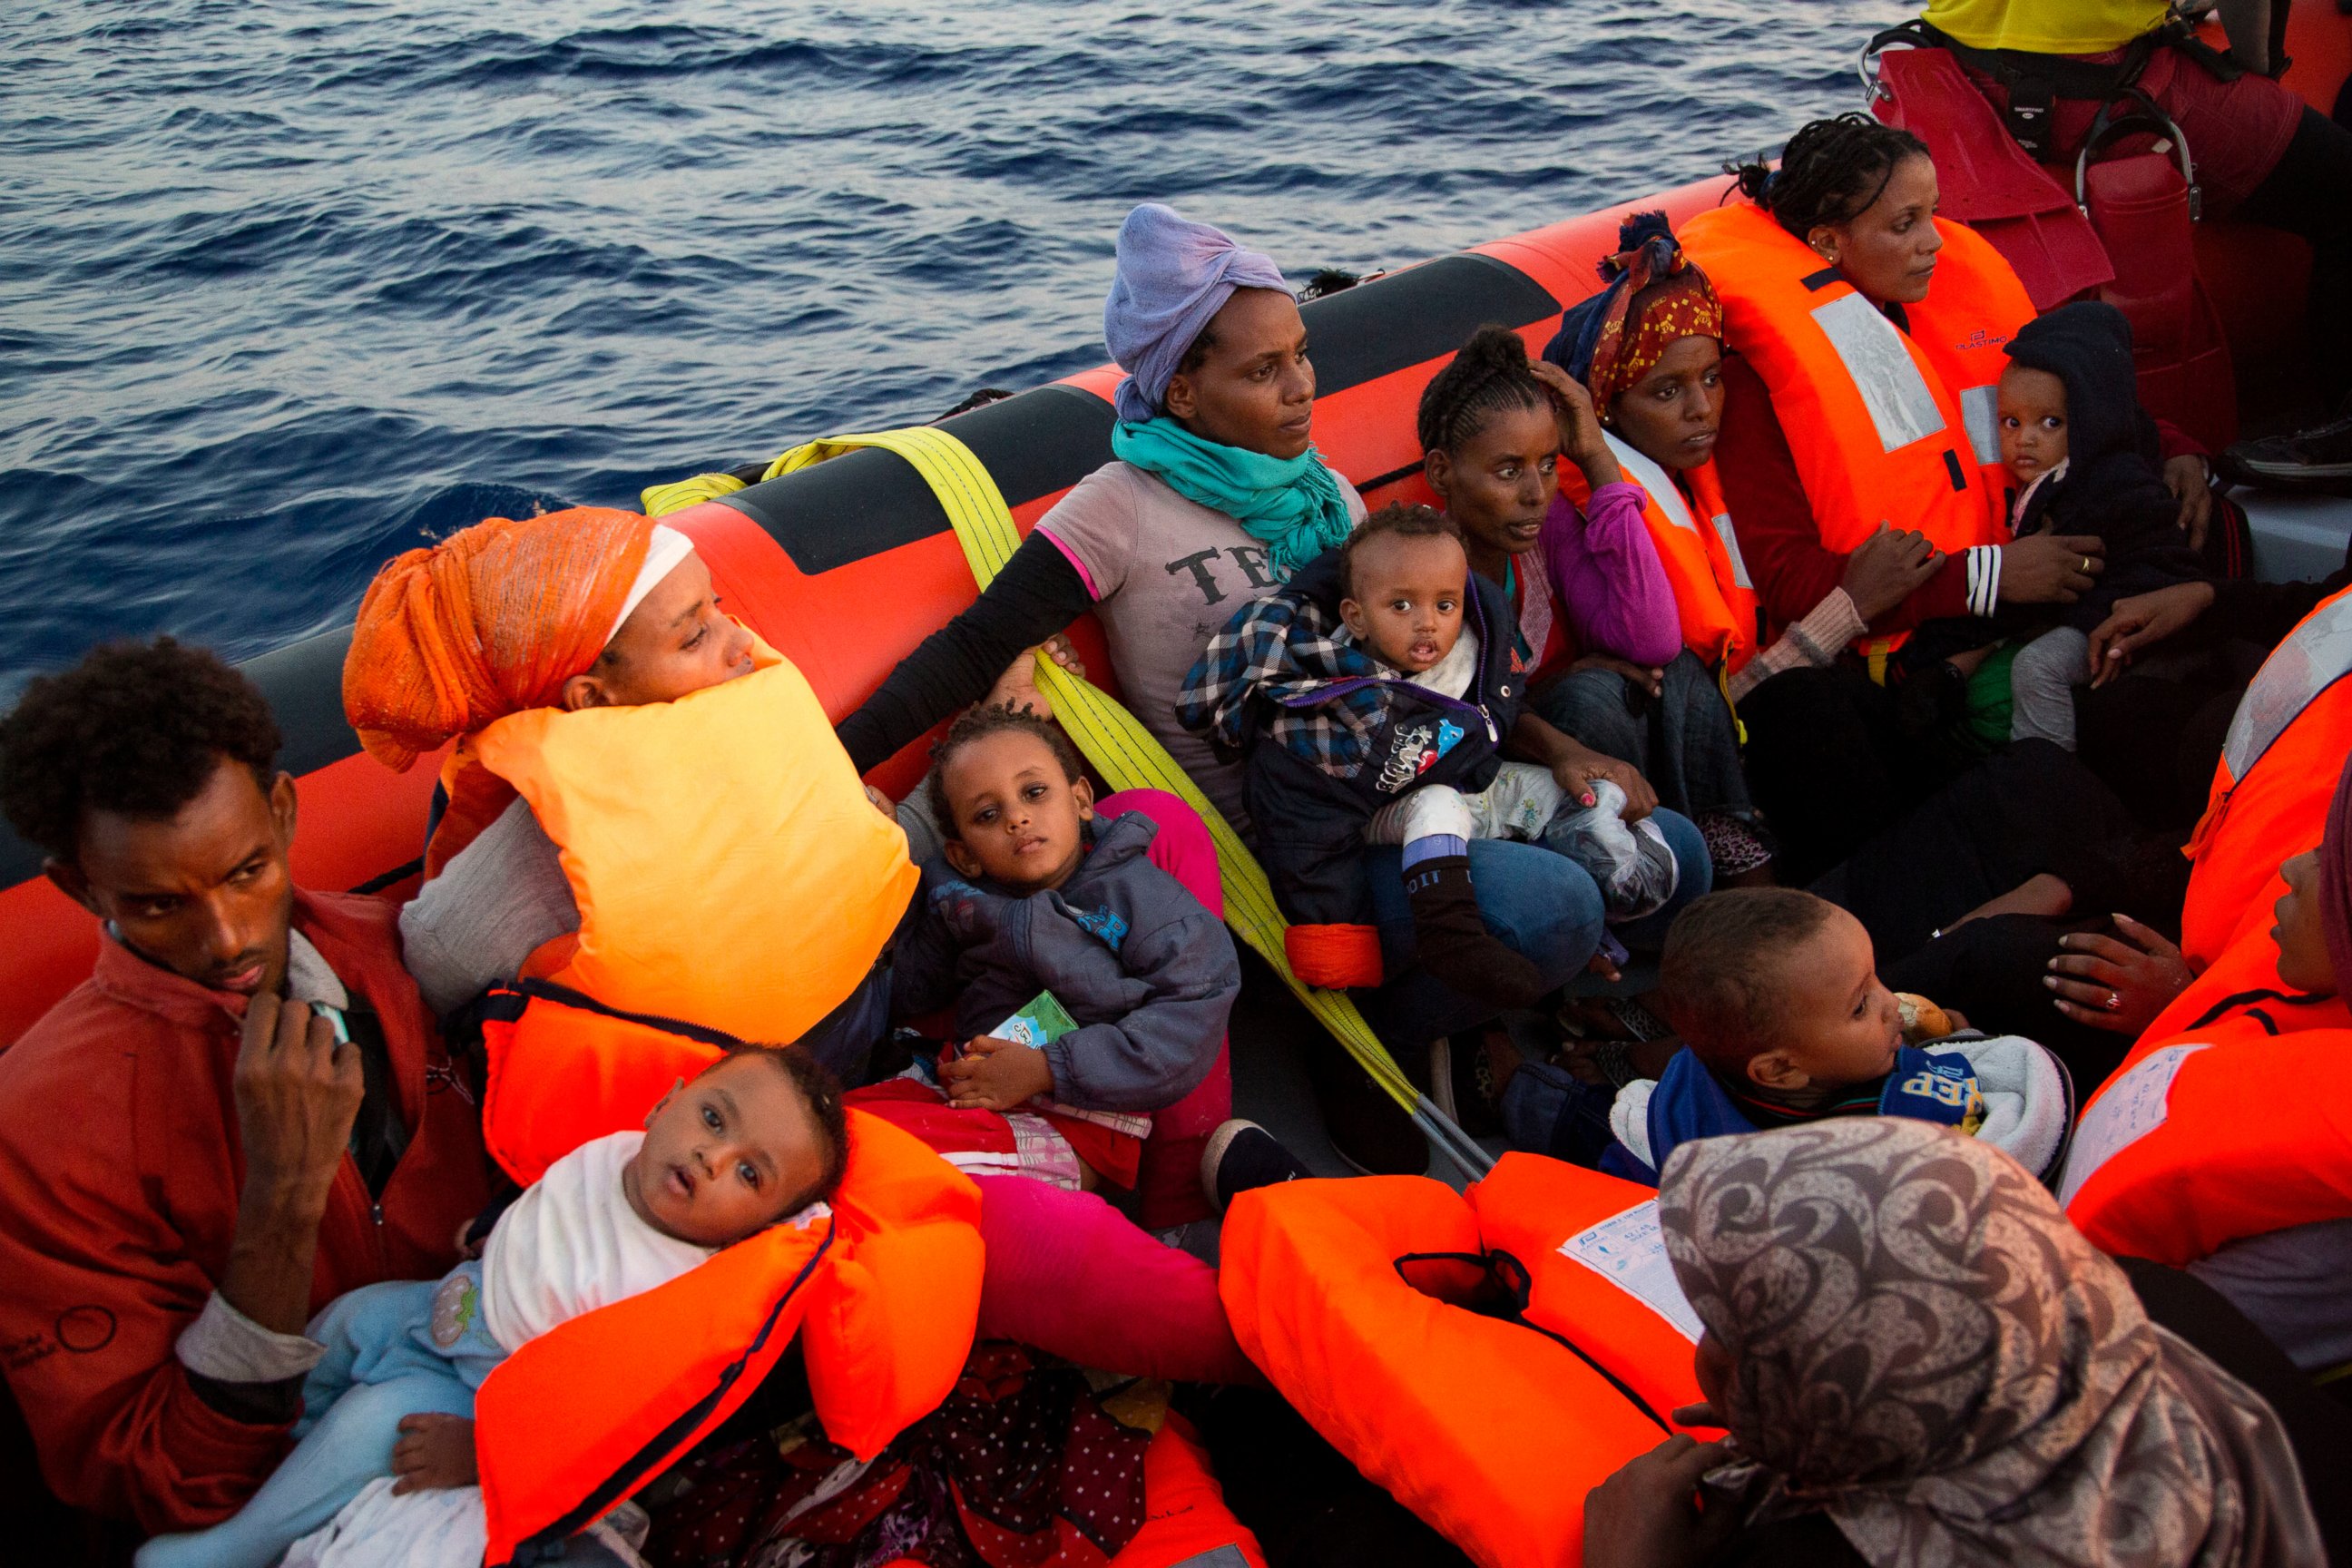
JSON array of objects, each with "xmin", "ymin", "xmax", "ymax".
[{"xmin": 342, "ymin": 506, "xmax": 658, "ymax": 875}]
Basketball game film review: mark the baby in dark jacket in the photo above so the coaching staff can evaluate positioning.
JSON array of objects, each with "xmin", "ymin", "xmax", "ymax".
[
  {"xmin": 1178, "ymin": 504, "xmax": 1680, "ymax": 1009},
  {"xmin": 1996, "ymin": 302, "xmax": 2207, "ymax": 750},
  {"xmin": 854, "ymin": 706, "xmax": 1240, "ymax": 1193},
  {"xmin": 1906, "ymin": 302, "xmax": 2207, "ymax": 750}
]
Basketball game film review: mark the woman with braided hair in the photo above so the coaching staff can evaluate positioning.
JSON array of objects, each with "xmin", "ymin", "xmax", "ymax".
[
  {"xmin": 1417, "ymin": 316, "xmax": 1770, "ymax": 885},
  {"xmin": 1682, "ymin": 113, "xmax": 2207, "ymax": 877}
]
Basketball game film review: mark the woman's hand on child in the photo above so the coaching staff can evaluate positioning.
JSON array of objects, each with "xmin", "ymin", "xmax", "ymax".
[
  {"xmin": 2044, "ymin": 914, "xmax": 2195, "ymax": 1035},
  {"xmin": 1841, "ymin": 524, "xmax": 1943, "ymax": 622},
  {"xmin": 2162, "ymin": 453, "xmax": 2215, "ymax": 551},
  {"xmin": 1998, "ymin": 534, "xmax": 2104, "ymax": 604},
  {"xmin": 1583, "ymin": 1434, "xmax": 1738, "ymax": 1568},
  {"xmin": 941, "ymin": 1037, "xmax": 1056, "ymax": 1112},
  {"xmin": 1527, "ymin": 360, "xmax": 1623, "ymax": 487},
  {"xmin": 985, "ymin": 635, "xmax": 1087, "ymax": 721},
  {"xmin": 2084, "ymin": 582, "xmax": 2218, "ymax": 686},
  {"xmin": 389, "ymin": 1414, "xmax": 478, "ymax": 1494},
  {"xmin": 1551, "ymin": 742, "xmax": 1659, "ymax": 821},
  {"xmin": 863, "ymin": 783, "xmax": 896, "ymax": 818}
]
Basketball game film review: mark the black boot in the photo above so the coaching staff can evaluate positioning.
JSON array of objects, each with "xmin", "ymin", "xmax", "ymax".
[{"xmin": 1403, "ymin": 853, "xmax": 1546, "ymax": 1009}]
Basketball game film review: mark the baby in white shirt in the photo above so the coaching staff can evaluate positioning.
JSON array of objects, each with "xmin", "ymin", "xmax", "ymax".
[{"xmin": 136, "ymin": 1046, "xmax": 848, "ymax": 1568}]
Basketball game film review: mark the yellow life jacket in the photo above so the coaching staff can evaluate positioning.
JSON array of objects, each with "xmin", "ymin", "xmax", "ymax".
[
  {"xmin": 469, "ymin": 637, "xmax": 917, "ymax": 1045},
  {"xmin": 1681, "ymin": 200, "xmax": 2032, "ymax": 563}
]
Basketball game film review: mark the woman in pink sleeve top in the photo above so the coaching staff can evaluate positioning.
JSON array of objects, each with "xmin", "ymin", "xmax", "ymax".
[{"xmin": 1421, "ymin": 322, "xmax": 1771, "ymax": 885}]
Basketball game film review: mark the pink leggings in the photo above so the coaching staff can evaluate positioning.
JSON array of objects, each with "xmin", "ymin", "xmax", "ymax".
[
  {"xmin": 973, "ymin": 1174, "xmax": 1257, "ymax": 1385},
  {"xmin": 1092, "ymin": 789, "xmax": 1230, "ymax": 1231}
]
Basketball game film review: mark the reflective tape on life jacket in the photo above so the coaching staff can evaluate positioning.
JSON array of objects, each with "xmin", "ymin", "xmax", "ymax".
[
  {"xmin": 2062, "ymin": 946, "xmax": 2352, "ymax": 1268},
  {"xmin": 2180, "ymin": 583, "xmax": 2352, "ymax": 967},
  {"xmin": 471, "ymin": 981, "xmax": 984, "ymax": 1566},
  {"xmin": 1219, "ymin": 1159, "xmax": 1702, "ymax": 1568},
  {"xmin": 1564, "ymin": 440, "xmax": 1760, "ymax": 674},
  {"xmin": 1681, "ymin": 201, "xmax": 2030, "ymax": 559},
  {"xmin": 470, "ymin": 638, "xmax": 917, "ymax": 1046},
  {"xmin": 1105, "ymin": 1413, "xmax": 1269, "ymax": 1568}
]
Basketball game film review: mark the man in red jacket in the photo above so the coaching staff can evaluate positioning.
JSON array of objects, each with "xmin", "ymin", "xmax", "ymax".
[{"xmin": 0, "ymin": 638, "xmax": 486, "ymax": 1534}]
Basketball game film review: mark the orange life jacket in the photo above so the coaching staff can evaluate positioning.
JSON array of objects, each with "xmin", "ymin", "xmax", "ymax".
[
  {"xmin": 468, "ymin": 638, "xmax": 917, "ymax": 1045},
  {"xmin": 2178, "ymin": 583, "xmax": 2352, "ymax": 969},
  {"xmin": 472, "ymin": 982, "xmax": 984, "ymax": 1567},
  {"xmin": 1105, "ymin": 1413, "xmax": 1269, "ymax": 1567},
  {"xmin": 1561, "ymin": 441, "xmax": 1759, "ymax": 674},
  {"xmin": 2063, "ymin": 940, "xmax": 2352, "ymax": 1268},
  {"xmin": 1219, "ymin": 1156, "xmax": 1703, "ymax": 1568},
  {"xmin": 1681, "ymin": 200, "xmax": 2031, "ymax": 562}
]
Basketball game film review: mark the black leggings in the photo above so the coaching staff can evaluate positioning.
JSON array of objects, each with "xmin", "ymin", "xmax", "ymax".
[{"xmin": 2236, "ymin": 105, "xmax": 2352, "ymax": 404}]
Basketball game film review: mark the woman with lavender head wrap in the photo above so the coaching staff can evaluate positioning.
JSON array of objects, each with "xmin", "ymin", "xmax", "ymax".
[
  {"xmin": 837, "ymin": 201, "xmax": 1363, "ymax": 831},
  {"xmin": 1583, "ymin": 1116, "xmax": 2326, "ymax": 1568}
]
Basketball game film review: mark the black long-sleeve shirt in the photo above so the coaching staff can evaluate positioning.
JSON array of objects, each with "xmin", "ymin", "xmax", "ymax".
[{"xmin": 835, "ymin": 531, "xmax": 1093, "ymax": 775}]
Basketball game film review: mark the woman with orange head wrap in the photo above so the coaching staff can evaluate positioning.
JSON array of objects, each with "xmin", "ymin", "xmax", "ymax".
[{"xmin": 344, "ymin": 507, "xmax": 908, "ymax": 1072}]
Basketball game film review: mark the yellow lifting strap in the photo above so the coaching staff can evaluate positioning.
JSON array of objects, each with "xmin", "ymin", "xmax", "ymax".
[{"xmin": 755, "ymin": 425, "xmax": 1490, "ymax": 1176}]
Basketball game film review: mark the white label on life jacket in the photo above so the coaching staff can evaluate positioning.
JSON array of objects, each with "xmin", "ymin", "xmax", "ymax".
[
  {"xmin": 1605, "ymin": 433, "xmax": 1697, "ymax": 533},
  {"xmin": 1809, "ymin": 292, "xmax": 1947, "ymax": 454},
  {"xmin": 1959, "ymin": 383, "xmax": 2003, "ymax": 468},
  {"xmin": 1710, "ymin": 513, "xmax": 1754, "ymax": 590},
  {"xmin": 2223, "ymin": 593, "xmax": 2352, "ymax": 783},
  {"xmin": 2058, "ymin": 1043, "xmax": 2208, "ymax": 1209},
  {"xmin": 1560, "ymin": 1200, "xmax": 1704, "ymax": 1342}
]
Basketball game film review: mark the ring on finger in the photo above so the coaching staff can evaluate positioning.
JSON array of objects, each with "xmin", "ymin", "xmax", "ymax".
[
  {"xmin": 2104, "ymin": 990, "xmax": 2121, "ymax": 1011},
  {"xmin": 2081, "ymin": 555, "xmax": 2092, "ymax": 573}
]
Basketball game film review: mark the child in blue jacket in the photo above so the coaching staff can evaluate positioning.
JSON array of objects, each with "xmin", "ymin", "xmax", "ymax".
[{"xmin": 1603, "ymin": 888, "xmax": 2073, "ymax": 1186}]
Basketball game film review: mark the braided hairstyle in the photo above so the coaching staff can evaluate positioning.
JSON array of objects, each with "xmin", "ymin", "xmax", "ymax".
[
  {"xmin": 1730, "ymin": 113, "xmax": 1931, "ymax": 240},
  {"xmin": 1416, "ymin": 324, "xmax": 1549, "ymax": 456}
]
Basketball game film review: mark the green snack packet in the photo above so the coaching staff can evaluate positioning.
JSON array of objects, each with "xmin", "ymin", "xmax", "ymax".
[{"xmin": 989, "ymin": 989, "xmax": 1078, "ymax": 1049}]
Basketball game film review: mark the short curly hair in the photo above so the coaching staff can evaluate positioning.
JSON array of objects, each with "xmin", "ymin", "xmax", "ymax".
[
  {"xmin": 1658, "ymin": 888, "xmax": 1840, "ymax": 1073},
  {"xmin": 926, "ymin": 703, "xmax": 1085, "ymax": 840},
  {"xmin": 0, "ymin": 637, "xmax": 282, "ymax": 864}
]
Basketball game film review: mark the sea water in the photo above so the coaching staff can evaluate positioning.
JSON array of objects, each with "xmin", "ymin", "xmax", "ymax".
[{"xmin": 1, "ymin": 0, "xmax": 1904, "ymax": 693}]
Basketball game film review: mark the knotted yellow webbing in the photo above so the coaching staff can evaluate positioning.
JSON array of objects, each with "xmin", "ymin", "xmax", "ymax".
[{"xmin": 739, "ymin": 425, "xmax": 1489, "ymax": 1175}]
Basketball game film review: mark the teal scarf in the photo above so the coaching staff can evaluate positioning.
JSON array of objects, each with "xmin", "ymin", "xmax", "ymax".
[{"xmin": 1111, "ymin": 416, "xmax": 1354, "ymax": 581}]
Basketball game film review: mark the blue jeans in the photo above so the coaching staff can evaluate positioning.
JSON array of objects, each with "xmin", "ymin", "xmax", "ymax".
[
  {"xmin": 1357, "ymin": 808, "xmax": 1711, "ymax": 1047},
  {"xmin": 137, "ymin": 1268, "xmax": 505, "ymax": 1568}
]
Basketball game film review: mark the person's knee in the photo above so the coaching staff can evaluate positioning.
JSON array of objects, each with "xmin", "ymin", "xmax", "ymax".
[
  {"xmin": 1464, "ymin": 844, "xmax": 1605, "ymax": 974},
  {"xmin": 1647, "ymin": 809, "xmax": 1712, "ymax": 905}
]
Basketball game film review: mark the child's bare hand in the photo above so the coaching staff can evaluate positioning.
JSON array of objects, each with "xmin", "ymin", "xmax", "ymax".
[
  {"xmin": 389, "ymin": 1414, "xmax": 477, "ymax": 1494},
  {"xmin": 940, "ymin": 1037, "xmax": 1056, "ymax": 1112}
]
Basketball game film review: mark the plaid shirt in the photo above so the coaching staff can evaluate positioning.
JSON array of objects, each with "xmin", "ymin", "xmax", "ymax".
[{"xmin": 1175, "ymin": 586, "xmax": 1401, "ymax": 782}]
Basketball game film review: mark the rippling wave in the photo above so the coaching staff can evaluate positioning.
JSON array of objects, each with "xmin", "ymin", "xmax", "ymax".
[{"xmin": 0, "ymin": 0, "xmax": 1905, "ymax": 693}]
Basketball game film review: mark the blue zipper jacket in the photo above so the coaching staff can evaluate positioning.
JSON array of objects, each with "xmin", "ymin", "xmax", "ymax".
[
  {"xmin": 1601, "ymin": 1044, "xmax": 1984, "ymax": 1185},
  {"xmin": 887, "ymin": 810, "xmax": 1240, "ymax": 1112}
]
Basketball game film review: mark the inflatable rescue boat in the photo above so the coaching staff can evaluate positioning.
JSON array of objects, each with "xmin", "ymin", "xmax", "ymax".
[{"xmin": 5, "ymin": 6, "xmax": 2352, "ymax": 1566}]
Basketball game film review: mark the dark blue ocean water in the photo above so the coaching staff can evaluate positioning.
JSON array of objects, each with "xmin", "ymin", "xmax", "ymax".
[{"xmin": 1, "ymin": 0, "xmax": 1905, "ymax": 695}]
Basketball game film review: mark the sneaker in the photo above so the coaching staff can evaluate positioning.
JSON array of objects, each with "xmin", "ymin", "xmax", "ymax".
[
  {"xmin": 1200, "ymin": 1119, "xmax": 1314, "ymax": 1212},
  {"xmin": 2222, "ymin": 409, "xmax": 2352, "ymax": 489}
]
